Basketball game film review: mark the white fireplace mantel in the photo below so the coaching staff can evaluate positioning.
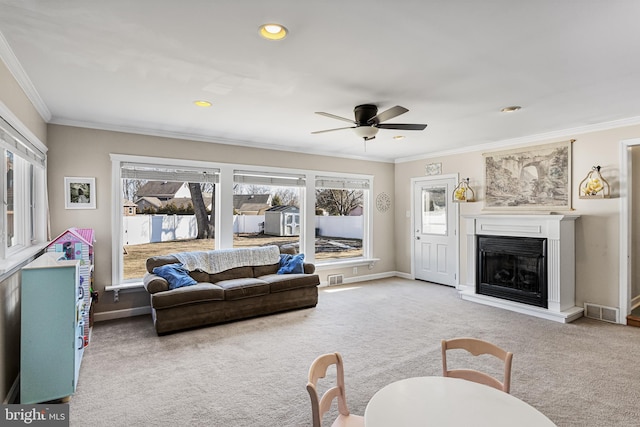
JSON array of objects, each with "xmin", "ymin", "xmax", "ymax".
[{"xmin": 460, "ymin": 214, "xmax": 583, "ymax": 323}]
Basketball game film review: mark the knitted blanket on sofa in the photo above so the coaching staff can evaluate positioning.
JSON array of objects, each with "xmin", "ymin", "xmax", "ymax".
[{"xmin": 173, "ymin": 245, "xmax": 281, "ymax": 274}]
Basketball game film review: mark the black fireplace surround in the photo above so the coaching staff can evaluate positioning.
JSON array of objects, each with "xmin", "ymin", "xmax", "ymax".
[{"xmin": 476, "ymin": 235, "xmax": 547, "ymax": 308}]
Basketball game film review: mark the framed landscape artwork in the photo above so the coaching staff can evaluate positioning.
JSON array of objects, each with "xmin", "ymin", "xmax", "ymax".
[
  {"xmin": 64, "ymin": 176, "xmax": 96, "ymax": 209},
  {"xmin": 483, "ymin": 140, "xmax": 573, "ymax": 211}
]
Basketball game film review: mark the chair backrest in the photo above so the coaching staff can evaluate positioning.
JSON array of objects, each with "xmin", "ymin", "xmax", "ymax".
[
  {"xmin": 306, "ymin": 352, "xmax": 351, "ymax": 427},
  {"xmin": 441, "ymin": 337, "xmax": 513, "ymax": 393}
]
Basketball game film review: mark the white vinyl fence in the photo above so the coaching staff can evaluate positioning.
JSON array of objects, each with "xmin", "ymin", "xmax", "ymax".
[
  {"xmin": 123, "ymin": 214, "xmax": 363, "ymax": 245},
  {"xmin": 315, "ymin": 215, "xmax": 363, "ymax": 239},
  {"xmin": 233, "ymin": 215, "xmax": 264, "ymax": 234},
  {"xmin": 123, "ymin": 215, "xmax": 197, "ymax": 245}
]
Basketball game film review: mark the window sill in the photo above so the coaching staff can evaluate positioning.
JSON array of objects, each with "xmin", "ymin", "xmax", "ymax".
[
  {"xmin": 315, "ymin": 258, "xmax": 379, "ymax": 271},
  {"xmin": 0, "ymin": 243, "xmax": 48, "ymax": 281}
]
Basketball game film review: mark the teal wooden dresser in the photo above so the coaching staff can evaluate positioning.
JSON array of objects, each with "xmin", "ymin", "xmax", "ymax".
[{"xmin": 20, "ymin": 253, "xmax": 84, "ymax": 404}]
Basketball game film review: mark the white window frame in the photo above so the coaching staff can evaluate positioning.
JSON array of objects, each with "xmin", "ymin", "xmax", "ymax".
[
  {"xmin": 313, "ymin": 173, "xmax": 372, "ymax": 265},
  {"xmin": 110, "ymin": 154, "xmax": 374, "ymax": 286},
  {"xmin": 111, "ymin": 154, "xmax": 220, "ymax": 285},
  {"xmin": 0, "ymin": 115, "xmax": 48, "ymax": 274}
]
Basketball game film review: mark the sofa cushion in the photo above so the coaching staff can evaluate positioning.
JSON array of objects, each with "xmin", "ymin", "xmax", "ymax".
[
  {"xmin": 153, "ymin": 263, "xmax": 197, "ymax": 290},
  {"xmin": 260, "ymin": 273, "xmax": 320, "ymax": 293},
  {"xmin": 253, "ymin": 263, "xmax": 279, "ymax": 277},
  {"xmin": 216, "ymin": 278, "xmax": 270, "ymax": 300},
  {"xmin": 146, "ymin": 255, "xmax": 180, "ymax": 273},
  {"xmin": 152, "ymin": 283, "xmax": 225, "ymax": 309},
  {"xmin": 190, "ymin": 269, "xmax": 210, "ymax": 283},
  {"xmin": 209, "ymin": 266, "xmax": 255, "ymax": 282}
]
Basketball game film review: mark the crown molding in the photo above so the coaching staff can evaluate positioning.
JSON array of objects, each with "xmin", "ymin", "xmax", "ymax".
[
  {"xmin": 394, "ymin": 116, "xmax": 640, "ymax": 164},
  {"xmin": 49, "ymin": 117, "xmax": 394, "ymax": 164},
  {"xmin": 0, "ymin": 30, "xmax": 51, "ymax": 122}
]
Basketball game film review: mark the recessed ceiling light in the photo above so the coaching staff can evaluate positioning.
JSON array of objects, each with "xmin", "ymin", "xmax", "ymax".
[
  {"xmin": 500, "ymin": 106, "xmax": 521, "ymax": 113},
  {"xmin": 259, "ymin": 23, "xmax": 288, "ymax": 40},
  {"xmin": 194, "ymin": 100, "xmax": 212, "ymax": 107}
]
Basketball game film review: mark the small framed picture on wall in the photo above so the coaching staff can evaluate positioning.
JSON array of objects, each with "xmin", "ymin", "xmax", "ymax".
[{"xmin": 64, "ymin": 176, "xmax": 96, "ymax": 209}]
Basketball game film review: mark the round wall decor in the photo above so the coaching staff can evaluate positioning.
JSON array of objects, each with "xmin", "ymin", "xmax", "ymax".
[{"xmin": 376, "ymin": 192, "xmax": 391, "ymax": 212}]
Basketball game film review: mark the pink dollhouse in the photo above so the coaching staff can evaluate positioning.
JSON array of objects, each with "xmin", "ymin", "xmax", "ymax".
[{"xmin": 47, "ymin": 228, "xmax": 95, "ymax": 345}]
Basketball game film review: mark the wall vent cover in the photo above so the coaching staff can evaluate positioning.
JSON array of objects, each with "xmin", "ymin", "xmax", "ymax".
[
  {"xmin": 584, "ymin": 303, "xmax": 619, "ymax": 323},
  {"xmin": 327, "ymin": 274, "xmax": 344, "ymax": 286}
]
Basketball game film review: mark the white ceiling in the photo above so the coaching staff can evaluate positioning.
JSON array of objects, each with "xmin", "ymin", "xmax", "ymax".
[{"xmin": 1, "ymin": 1, "xmax": 640, "ymax": 163}]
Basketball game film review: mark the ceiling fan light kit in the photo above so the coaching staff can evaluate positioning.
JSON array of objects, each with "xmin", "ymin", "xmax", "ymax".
[
  {"xmin": 312, "ymin": 104, "xmax": 427, "ymax": 143},
  {"xmin": 353, "ymin": 125, "xmax": 379, "ymax": 140}
]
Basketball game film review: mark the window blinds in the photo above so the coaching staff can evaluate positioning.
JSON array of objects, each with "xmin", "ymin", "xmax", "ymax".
[
  {"xmin": 315, "ymin": 176, "xmax": 370, "ymax": 190},
  {"xmin": 0, "ymin": 116, "xmax": 46, "ymax": 167},
  {"xmin": 121, "ymin": 162, "xmax": 219, "ymax": 183},
  {"xmin": 233, "ymin": 170, "xmax": 306, "ymax": 187}
]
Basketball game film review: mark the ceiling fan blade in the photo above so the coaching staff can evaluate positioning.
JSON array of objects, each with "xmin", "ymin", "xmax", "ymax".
[
  {"xmin": 315, "ymin": 112, "xmax": 355, "ymax": 124},
  {"xmin": 311, "ymin": 126, "xmax": 355, "ymax": 134},
  {"xmin": 377, "ymin": 123, "xmax": 428, "ymax": 131},
  {"xmin": 368, "ymin": 105, "xmax": 409, "ymax": 124}
]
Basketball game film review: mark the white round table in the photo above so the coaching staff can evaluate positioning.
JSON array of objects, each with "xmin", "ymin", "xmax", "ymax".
[{"xmin": 364, "ymin": 376, "xmax": 556, "ymax": 427}]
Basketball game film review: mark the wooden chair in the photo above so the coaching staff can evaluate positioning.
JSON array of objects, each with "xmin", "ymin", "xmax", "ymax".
[
  {"xmin": 441, "ymin": 337, "xmax": 513, "ymax": 393},
  {"xmin": 306, "ymin": 352, "xmax": 365, "ymax": 427}
]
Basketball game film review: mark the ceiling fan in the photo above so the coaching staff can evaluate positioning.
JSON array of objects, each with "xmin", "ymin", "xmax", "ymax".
[{"xmin": 312, "ymin": 104, "xmax": 427, "ymax": 141}]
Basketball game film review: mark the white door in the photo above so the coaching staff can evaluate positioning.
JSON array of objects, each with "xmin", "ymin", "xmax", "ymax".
[{"xmin": 413, "ymin": 176, "xmax": 458, "ymax": 286}]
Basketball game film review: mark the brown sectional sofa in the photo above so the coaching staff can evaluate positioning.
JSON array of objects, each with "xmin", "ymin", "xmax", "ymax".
[{"xmin": 143, "ymin": 245, "xmax": 320, "ymax": 334}]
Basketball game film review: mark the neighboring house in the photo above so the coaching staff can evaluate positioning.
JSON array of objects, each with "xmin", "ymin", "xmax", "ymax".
[
  {"xmin": 233, "ymin": 194, "xmax": 272, "ymax": 215},
  {"xmin": 136, "ymin": 181, "xmax": 190, "ymax": 201},
  {"xmin": 135, "ymin": 196, "xmax": 163, "ymax": 212},
  {"xmin": 134, "ymin": 181, "xmax": 272, "ymax": 215},
  {"xmin": 135, "ymin": 196, "xmax": 197, "ymax": 212},
  {"xmin": 123, "ymin": 199, "xmax": 137, "ymax": 216},
  {"xmin": 133, "ymin": 181, "xmax": 212, "ymax": 212}
]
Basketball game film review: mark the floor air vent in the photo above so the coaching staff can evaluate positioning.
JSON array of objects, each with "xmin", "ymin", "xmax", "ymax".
[
  {"xmin": 327, "ymin": 274, "xmax": 344, "ymax": 286},
  {"xmin": 584, "ymin": 303, "xmax": 619, "ymax": 323}
]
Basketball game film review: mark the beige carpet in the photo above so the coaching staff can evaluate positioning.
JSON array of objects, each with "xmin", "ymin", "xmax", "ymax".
[{"xmin": 70, "ymin": 278, "xmax": 640, "ymax": 426}]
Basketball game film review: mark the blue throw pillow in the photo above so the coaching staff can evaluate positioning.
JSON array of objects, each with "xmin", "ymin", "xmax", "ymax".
[
  {"xmin": 279, "ymin": 253, "xmax": 293, "ymax": 266},
  {"xmin": 153, "ymin": 263, "xmax": 197, "ymax": 290},
  {"xmin": 277, "ymin": 253, "xmax": 305, "ymax": 274}
]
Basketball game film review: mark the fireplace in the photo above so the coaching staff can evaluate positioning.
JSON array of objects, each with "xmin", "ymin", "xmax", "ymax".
[
  {"xmin": 461, "ymin": 214, "xmax": 582, "ymax": 323},
  {"xmin": 476, "ymin": 235, "xmax": 547, "ymax": 308}
]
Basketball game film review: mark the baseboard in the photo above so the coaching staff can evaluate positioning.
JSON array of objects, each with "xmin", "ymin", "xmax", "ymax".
[
  {"xmin": 94, "ymin": 306, "xmax": 151, "ymax": 322},
  {"xmin": 342, "ymin": 271, "xmax": 398, "ymax": 284},
  {"xmin": 393, "ymin": 271, "xmax": 413, "ymax": 280},
  {"xmin": 319, "ymin": 271, "xmax": 409, "ymax": 286},
  {"xmin": 3, "ymin": 374, "xmax": 19, "ymax": 404}
]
